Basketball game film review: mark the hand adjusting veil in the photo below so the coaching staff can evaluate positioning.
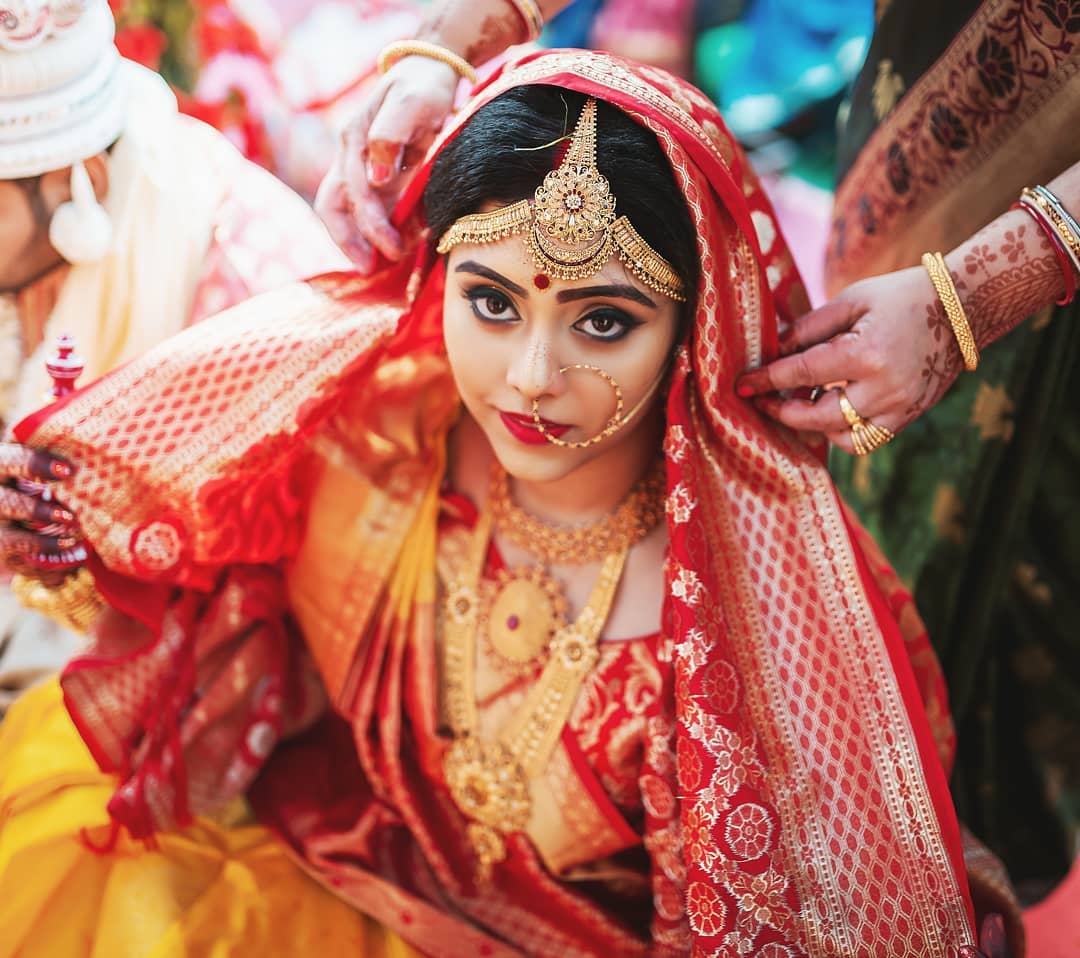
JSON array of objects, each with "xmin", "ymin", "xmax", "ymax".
[{"xmin": 15, "ymin": 51, "xmax": 978, "ymax": 956}]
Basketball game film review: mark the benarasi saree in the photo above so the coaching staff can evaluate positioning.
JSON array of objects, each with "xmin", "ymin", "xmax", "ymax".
[
  {"xmin": 828, "ymin": 0, "xmax": 1080, "ymax": 889},
  {"xmin": 1, "ymin": 51, "xmax": 983, "ymax": 956}
]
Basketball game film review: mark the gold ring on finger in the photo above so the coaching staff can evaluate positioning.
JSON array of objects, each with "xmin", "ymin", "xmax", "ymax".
[
  {"xmin": 837, "ymin": 389, "xmax": 862, "ymax": 429},
  {"xmin": 837, "ymin": 388, "xmax": 895, "ymax": 456}
]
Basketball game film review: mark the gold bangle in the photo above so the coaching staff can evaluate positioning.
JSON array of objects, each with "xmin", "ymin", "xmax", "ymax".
[
  {"xmin": 506, "ymin": 0, "xmax": 543, "ymax": 41},
  {"xmin": 11, "ymin": 567, "xmax": 105, "ymax": 635},
  {"xmin": 921, "ymin": 251, "xmax": 979, "ymax": 372},
  {"xmin": 377, "ymin": 40, "xmax": 478, "ymax": 84}
]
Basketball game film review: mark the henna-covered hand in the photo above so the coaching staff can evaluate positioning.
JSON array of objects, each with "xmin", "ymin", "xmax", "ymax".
[
  {"xmin": 735, "ymin": 207, "xmax": 1065, "ymax": 454},
  {"xmin": 314, "ymin": 0, "xmax": 535, "ymax": 274},
  {"xmin": 733, "ymin": 266, "xmax": 962, "ymax": 454},
  {"xmin": 0, "ymin": 443, "xmax": 82, "ymax": 580},
  {"xmin": 315, "ymin": 56, "xmax": 458, "ymax": 273}
]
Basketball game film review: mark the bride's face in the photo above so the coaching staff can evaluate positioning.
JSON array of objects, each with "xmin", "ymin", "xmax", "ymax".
[{"xmin": 443, "ymin": 233, "xmax": 681, "ymax": 483}]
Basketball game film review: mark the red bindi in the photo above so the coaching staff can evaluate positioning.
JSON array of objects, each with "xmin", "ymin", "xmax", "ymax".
[{"xmin": 533, "ymin": 273, "xmax": 551, "ymax": 290}]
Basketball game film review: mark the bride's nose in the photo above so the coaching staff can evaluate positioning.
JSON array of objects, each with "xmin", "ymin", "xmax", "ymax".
[{"xmin": 506, "ymin": 331, "xmax": 563, "ymax": 401}]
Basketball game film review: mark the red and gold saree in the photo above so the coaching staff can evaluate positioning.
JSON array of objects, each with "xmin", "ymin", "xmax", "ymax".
[{"xmin": 2, "ymin": 50, "xmax": 981, "ymax": 956}]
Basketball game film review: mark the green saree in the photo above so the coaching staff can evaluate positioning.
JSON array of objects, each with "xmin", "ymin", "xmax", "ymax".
[{"xmin": 827, "ymin": 0, "xmax": 1080, "ymax": 888}]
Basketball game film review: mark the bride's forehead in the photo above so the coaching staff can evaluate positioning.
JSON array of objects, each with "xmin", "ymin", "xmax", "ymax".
[{"xmin": 450, "ymin": 236, "xmax": 642, "ymax": 292}]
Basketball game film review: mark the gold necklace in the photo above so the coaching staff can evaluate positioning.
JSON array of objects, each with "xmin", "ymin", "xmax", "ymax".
[
  {"xmin": 439, "ymin": 507, "xmax": 628, "ymax": 883},
  {"xmin": 488, "ymin": 460, "xmax": 666, "ymax": 567}
]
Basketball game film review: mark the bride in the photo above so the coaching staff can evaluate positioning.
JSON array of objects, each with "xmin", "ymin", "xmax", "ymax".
[{"xmin": 0, "ymin": 50, "xmax": 1004, "ymax": 957}]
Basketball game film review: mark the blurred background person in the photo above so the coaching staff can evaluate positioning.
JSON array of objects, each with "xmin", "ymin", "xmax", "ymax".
[{"xmin": 0, "ymin": 0, "xmax": 345, "ymax": 715}]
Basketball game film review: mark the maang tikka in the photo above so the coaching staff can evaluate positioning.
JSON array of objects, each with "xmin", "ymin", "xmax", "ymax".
[{"xmin": 436, "ymin": 98, "xmax": 687, "ymax": 302}]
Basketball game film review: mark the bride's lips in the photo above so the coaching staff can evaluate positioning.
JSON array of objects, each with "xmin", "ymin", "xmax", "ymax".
[{"xmin": 499, "ymin": 410, "xmax": 571, "ymax": 445}]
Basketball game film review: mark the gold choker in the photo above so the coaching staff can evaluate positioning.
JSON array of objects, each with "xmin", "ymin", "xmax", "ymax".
[
  {"xmin": 488, "ymin": 461, "xmax": 666, "ymax": 567},
  {"xmin": 436, "ymin": 98, "xmax": 687, "ymax": 302}
]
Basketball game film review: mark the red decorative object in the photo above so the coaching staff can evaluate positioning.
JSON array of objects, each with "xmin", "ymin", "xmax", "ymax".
[
  {"xmin": 45, "ymin": 333, "xmax": 85, "ymax": 401},
  {"xmin": 533, "ymin": 273, "xmax": 551, "ymax": 290}
]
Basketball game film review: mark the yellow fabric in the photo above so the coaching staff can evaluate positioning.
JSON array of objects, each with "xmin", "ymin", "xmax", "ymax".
[{"xmin": 0, "ymin": 680, "xmax": 420, "ymax": 958}]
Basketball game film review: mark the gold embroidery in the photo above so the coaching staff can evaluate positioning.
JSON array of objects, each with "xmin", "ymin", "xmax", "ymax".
[
  {"xmin": 1013, "ymin": 561, "xmax": 1052, "ymax": 607},
  {"xmin": 931, "ymin": 484, "xmax": 967, "ymax": 545},
  {"xmin": 852, "ymin": 455, "xmax": 873, "ymax": 496},
  {"xmin": 872, "ymin": 59, "xmax": 905, "ymax": 120},
  {"xmin": 970, "ymin": 382, "xmax": 1016, "ymax": 441}
]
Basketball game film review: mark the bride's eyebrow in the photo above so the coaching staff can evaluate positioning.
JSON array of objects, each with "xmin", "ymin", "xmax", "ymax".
[
  {"xmin": 557, "ymin": 284, "xmax": 655, "ymax": 308},
  {"xmin": 454, "ymin": 261, "xmax": 527, "ymax": 298}
]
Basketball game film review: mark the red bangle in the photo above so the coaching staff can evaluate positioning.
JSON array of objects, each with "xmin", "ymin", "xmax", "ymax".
[{"xmin": 1012, "ymin": 200, "xmax": 1076, "ymax": 305}]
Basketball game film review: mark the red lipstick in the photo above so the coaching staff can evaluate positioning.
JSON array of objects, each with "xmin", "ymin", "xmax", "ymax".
[{"xmin": 499, "ymin": 410, "xmax": 571, "ymax": 445}]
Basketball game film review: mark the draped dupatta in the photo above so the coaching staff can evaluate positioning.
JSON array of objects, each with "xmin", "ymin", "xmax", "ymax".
[{"xmin": 16, "ymin": 51, "xmax": 977, "ymax": 956}]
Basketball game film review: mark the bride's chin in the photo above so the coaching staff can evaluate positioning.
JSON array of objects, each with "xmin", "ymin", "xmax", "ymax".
[{"xmin": 487, "ymin": 440, "xmax": 584, "ymax": 485}]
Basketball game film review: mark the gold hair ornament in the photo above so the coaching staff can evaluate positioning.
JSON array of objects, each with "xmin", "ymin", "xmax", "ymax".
[{"xmin": 437, "ymin": 99, "xmax": 687, "ymax": 302}]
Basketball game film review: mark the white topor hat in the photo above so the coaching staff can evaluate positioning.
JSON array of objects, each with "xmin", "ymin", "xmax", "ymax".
[{"xmin": 0, "ymin": 0, "xmax": 130, "ymax": 180}]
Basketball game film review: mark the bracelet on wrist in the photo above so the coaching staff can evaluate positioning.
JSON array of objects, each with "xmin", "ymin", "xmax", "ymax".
[
  {"xmin": 921, "ymin": 251, "xmax": 980, "ymax": 372},
  {"xmin": 1012, "ymin": 185, "xmax": 1080, "ymax": 307},
  {"xmin": 12, "ymin": 566, "xmax": 104, "ymax": 635},
  {"xmin": 1012, "ymin": 200, "xmax": 1077, "ymax": 306},
  {"xmin": 377, "ymin": 40, "xmax": 478, "ymax": 84},
  {"xmin": 506, "ymin": 0, "xmax": 544, "ymax": 41}
]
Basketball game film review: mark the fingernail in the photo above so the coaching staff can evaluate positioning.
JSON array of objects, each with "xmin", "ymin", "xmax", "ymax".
[
  {"xmin": 368, "ymin": 161, "xmax": 391, "ymax": 184},
  {"xmin": 51, "ymin": 461, "xmax": 73, "ymax": 478},
  {"xmin": 736, "ymin": 381, "xmax": 755, "ymax": 398},
  {"xmin": 52, "ymin": 507, "xmax": 74, "ymax": 523}
]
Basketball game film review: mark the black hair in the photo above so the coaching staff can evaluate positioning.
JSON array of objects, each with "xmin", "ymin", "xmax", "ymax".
[{"xmin": 424, "ymin": 86, "xmax": 699, "ymax": 319}]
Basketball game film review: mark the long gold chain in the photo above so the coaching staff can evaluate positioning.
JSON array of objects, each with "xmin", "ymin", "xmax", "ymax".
[
  {"xmin": 488, "ymin": 460, "xmax": 665, "ymax": 566},
  {"xmin": 439, "ymin": 507, "xmax": 628, "ymax": 883}
]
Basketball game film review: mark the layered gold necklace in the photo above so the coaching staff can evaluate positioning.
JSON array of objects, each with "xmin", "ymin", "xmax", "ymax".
[
  {"xmin": 439, "ymin": 464, "xmax": 665, "ymax": 882},
  {"xmin": 480, "ymin": 460, "xmax": 665, "ymax": 675}
]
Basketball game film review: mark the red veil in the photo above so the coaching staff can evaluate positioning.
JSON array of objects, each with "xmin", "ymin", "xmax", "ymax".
[{"xmin": 17, "ymin": 51, "xmax": 977, "ymax": 956}]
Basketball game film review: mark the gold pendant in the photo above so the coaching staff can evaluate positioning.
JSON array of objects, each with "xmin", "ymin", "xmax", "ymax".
[
  {"xmin": 444, "ymin": 737, "xmax": 531, "ymax": 832},
  {"xmin": 483, "ymin": 566, "xmax": 567, "ymax": 673}
]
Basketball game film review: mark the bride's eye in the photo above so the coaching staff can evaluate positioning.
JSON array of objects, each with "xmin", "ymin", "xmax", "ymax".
[
  {"xmin": 465, "ymin": 287, "xmax": 517, "ymax": 322},
  {"xmin": 574, "ymin": 309, "xmax": 641, "ymax": 342}
]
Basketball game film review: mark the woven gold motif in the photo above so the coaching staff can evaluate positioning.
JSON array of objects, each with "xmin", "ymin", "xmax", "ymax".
[{"xmin": 436, "ymin": 99, "xmax": 686, "ymax": 301}]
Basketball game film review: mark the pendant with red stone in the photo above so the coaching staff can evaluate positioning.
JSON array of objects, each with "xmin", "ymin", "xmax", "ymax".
[{"xmin": 481, "ymin": 565, "xmax": 567, "ymax": 675}]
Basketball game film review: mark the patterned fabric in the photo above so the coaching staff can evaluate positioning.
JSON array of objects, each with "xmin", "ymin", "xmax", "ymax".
[
  {"xmin": 829, "ymin": 0, "xmax": 1080, "ymax": 887},
  {"xmin": 0, "ymin": 112, "xmax": 347, "ymax": 719},
  {"xmin": 7, "ymin": 51, "xmax": 981, "ymax": 955}
]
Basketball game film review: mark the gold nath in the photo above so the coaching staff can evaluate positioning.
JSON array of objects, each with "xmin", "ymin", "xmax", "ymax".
[{"xmin": 436, "ymin": 98, "xmax": 687, "ymax": 302}]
